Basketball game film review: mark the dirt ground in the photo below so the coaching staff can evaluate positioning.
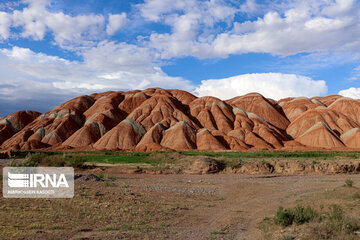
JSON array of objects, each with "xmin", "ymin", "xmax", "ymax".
[{"xmin": 2, "ymin": 167, "xmax": 360, "ymax": 240}]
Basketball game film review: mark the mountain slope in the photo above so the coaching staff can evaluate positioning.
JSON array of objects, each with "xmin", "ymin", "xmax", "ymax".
[{"xmin": 2, "ymin": 88, "xmax": 360, "ymax": 151}]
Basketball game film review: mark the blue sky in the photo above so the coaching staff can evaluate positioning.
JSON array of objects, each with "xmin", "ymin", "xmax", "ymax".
[{"xmin": 0, "ymin": 0, "xmax": 359, "ymax": 116}]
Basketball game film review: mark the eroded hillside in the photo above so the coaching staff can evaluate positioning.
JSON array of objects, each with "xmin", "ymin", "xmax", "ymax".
[{"xmin": 1, "ymin": 88, "xmax": 359, "ymax": 151}]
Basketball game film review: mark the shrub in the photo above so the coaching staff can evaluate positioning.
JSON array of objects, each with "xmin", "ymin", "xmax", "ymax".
[
  {"xmin": 274, "ymin": 205, "xmax": 318, "ymax": 227},
  {"xmin": 293, "ymin": 205, "xmax": 318, "ymax": 225},
  {"xmin": 65, "ymin": 155, "xmax": 86, "ymax": 168},
  {"xmin": 225, "ymin": 159, "xmax": 243, "ymax": 169},
  {"xmin": 16, "ymin": 153, "xmax": 85, "ymax": 168},
  {"xmin": 274, "ymin": 207, "xmax": 294, "ymax": 227},
  {"xmin": 98, "ymin": 172, "xmax": 104, "ymax": 179},
  {"xmin": 19, "ymin": 153, "xmax": 65, "ymax": 167},
  {"xmin": 265, "ymin": 204, "xmax": 360, "ymax": 239},
  {"xmin": 352, "ymin": 193, "xmax": 360, "ymax": 199},
  {"xmin": 345, "ymin": 179, "xmax": 354, "ymax": 187},
  {"xmin": 327, "ymin": 204, "xmax": 344, "ymax": 223},
  {"xmin": 310, "ymin": 205, "xmax": 360, "ymax": 239}
]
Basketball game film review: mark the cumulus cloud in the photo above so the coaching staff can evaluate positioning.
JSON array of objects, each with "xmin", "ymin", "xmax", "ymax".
[
  {"xmin": 0, "ymin": 12, "xmax": 11, "ymax": 40},
  {"xmin": 2, "ymin": 0, "xmax": 360, "ymax": 57},
  {"xmin": 194, "ymin": 73, "xmax": 328, "ymax": 100},
  {"xmin": 139, "ymin": 0, "xmax": 238, "ymax": 58},
  {"xmin": 339, "ymin": 87, "xmax": 360, "ymax": 99},
  {"xmin": 4, "ymin": 0, "xmax": 105, "ymax": 49},
  {"xmin": 0, "ymin": 43, "xmax": 195, "ymax": 91},
  {"xmin": 0, "ymin": 0, "xmax": 359, "ymax": 116},
  {"xmin": 0, "ymin": 44, "xmax": 195, "ymax": 116},
  {"xmin": 137, "ymin": 0, "xmax": 360, "ymax": 58},
  {"xmin": 212, "ymin": 0, "xmax": 360, "ymax": 57},
  {"xmin": 106, "ymin": 13, "xmax": 128, "ymax": 35},
  {"xmin": 240, "ymin": 0, "xmax": 262, "ymax": 15}
]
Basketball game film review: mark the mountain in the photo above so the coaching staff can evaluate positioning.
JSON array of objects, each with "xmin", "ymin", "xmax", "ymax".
[{"xmin": 2, "ymin": 88, "xmax": 360, "ymax": 151}]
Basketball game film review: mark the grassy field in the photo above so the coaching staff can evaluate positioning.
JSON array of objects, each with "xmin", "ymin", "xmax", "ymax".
[{"xmin": 10, "ymin": 150, "xmax": 360, "ymax": 164}]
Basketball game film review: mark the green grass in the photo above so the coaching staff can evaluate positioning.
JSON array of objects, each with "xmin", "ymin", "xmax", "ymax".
[
  {"xmin": 68, "ymin": 153, "xmax": 154, "ymax": 164},
  {"xmin": 8, "ymin": 150, "xmax": 360, "ymax": 166}
]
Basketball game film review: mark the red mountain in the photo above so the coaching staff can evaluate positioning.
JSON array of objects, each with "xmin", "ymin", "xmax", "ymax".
[{"xmin": 1, "ymin": 88, "xmax": 360, "ymax": 151}]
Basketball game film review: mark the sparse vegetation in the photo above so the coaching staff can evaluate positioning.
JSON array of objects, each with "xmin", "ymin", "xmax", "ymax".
[
  {"xmin": 345, "ymin": 179, "xmax": 354, "ymax": 187},
  {"xmin": 21, "ymin": 153, "xmax": 65, "ymax": 167},
  {"xmin": 0, "ymin": 175, "xmax": 195, "ymax": 239},
  {"xmin": 352, "ymin": 192, "xmax": 360, "ymax": 199},
  {"xmin": 12, "ymin": 153, "xmax": 86, "ymax": 168},
  {"xmin": 221, "ymin": 158, "xmax": 243, "ymax": 169},
  {"xmin": 64, "ymin": 155, "xmax": 86, "ymax": 168},
  {"xmin": 9, "ymin": 150, "xmax": 360, "ymax": 166},
  {"xmin": 274, "ymin": 205, "xmax": 318, "ymax": 227},
  {"xmin": 263, "ymin": 202, "xmax": 360, "ymax": 240},
  {"xmin": 97, "ymin": 172, "xmax": 104, "ymax": 179},
  {"xmin": 308, "ymin": 205, "xmax": 360, "ymax": 239}
]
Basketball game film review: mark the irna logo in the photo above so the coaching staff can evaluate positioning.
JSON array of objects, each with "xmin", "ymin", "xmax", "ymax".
[
  {"xmin": 3, "ymin": 167, "xmax": 74, "ymax": 198},
  {"xmin": 8, "ymin": 172, "xmax": 69, "ymax": 188}
]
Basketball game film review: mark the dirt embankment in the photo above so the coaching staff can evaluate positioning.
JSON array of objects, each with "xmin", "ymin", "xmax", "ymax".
[
  {"xmin": 94, "ymin": 157, "xmax": 360, "ymax": 176},
  {"xmin": 223, "ymin": 159, "xmax": 360, "ymax": 175}
]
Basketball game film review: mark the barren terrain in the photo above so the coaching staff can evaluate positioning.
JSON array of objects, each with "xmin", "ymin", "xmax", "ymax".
[{"xmin": 2, "ymin": 168, "xmax": 360, "ymax": 239}]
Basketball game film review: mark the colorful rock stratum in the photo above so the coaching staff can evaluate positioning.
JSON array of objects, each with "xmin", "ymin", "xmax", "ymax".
[{"xmin": 1, "ymin": 88, "xmax": 360, "ymax": 152}]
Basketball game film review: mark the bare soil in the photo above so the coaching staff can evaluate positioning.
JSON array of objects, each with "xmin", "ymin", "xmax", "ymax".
[{"xmin": 1, "ymin": 168, "xmax": 360, "ymax": 239}]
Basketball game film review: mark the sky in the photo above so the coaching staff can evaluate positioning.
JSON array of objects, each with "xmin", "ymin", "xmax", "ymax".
[{"xmin": 0, "ymin": 0, "xmax": 360, "ymax": 117}]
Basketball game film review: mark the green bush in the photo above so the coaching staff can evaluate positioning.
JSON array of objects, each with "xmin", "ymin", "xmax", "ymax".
[
  {"xmin": 293, "ymin": 206, "xmax": 318, "ymax": 225},
  {"xmin": 225, "ymin": 159, "xmax": 243, "ymax": 169},
  {"xmin": 97, "ymin": 172, "xmax": 104, "ymax": 179},
  {"xmin": 327, "ymin": 204, "xmax": 344, "ymax": 223},
  {"xmin": 310, "ymin": 205, "xmax": 360, "ymax": 238},
  {"xmin": 19, "ymin": 153, "xmax": 65, "ymax": 167},
  {"xmin": 274, "ymin": 207, "xmax": 294, "ymax": 227},
  {"xmin": 65, "ymin": 155, "xmax": 86, "ymax": 168},
  {"xmin": 274, "ymin": 205, "xmax": 318, "ymax": 227},
  {"xmin": 352, "ymin": 193, "xmax": 360, "ymax": 199},
  {"xmin": 345, "ymin": 179, "xmax": 354, "ymax": 187},
  {"xmin": 17, "ymin": 153, "xmax": 85, "ymax": 168}
]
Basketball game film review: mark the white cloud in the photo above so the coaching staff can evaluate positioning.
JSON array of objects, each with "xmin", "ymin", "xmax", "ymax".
[
  {"xmin": 0, "ymin": 12, "xmax": 11, "ymax": 40},
  {"xmin": 138, "ymin": 0, "xmax": 192, "ymax": 22},
  {"xmin": 106, "ymin": 13, "xmax": 128, "ymax": 35},
  {"xmin": 240, "ymin": 0, "xmax": 260, "ymax": 15},
  {"xmin": 0, "ymin": 44, "xmax": 195, "ymax": 113},
  {"xmin": 212, "ymin": 3, "xmax": 359, "ymax": 57},
  {"xmin": 1, "ymin": 46, "xmax": 70, "ymax": 64},
  {"xmin": 194, "ymin": 73, "xmax": 328, "ymax": 100},
  {"xmin": 12, "ymin": 1, "xmax": 47, "ymax": 40},
  {"xmin": 322, "ymin": 0, "xmax": 355, "ymax": 16},
  {"xmin": 2, "ymin": 0, "xmax": 360, "ymax": 58},
  {"xmin": 139, "ymin": 0, "xmax": 238, "ymax": 59},
  {"xmin": 339, "ymin": 87, "xmax": 360, "ymax": 99},
  {"xmin": 139, "ymin": 0, "xmax": 360, "ymax": 59},
  {"xmin": 45, "ymin": 13, "xmax": 105, "ymax": 49},
  {"xmin": 4, "ymin": 0, "xmax": 105, "ymax": 49},
  {"xmin": 0, "ymin": 0, "xmax": 359, "ymax": 115}
]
